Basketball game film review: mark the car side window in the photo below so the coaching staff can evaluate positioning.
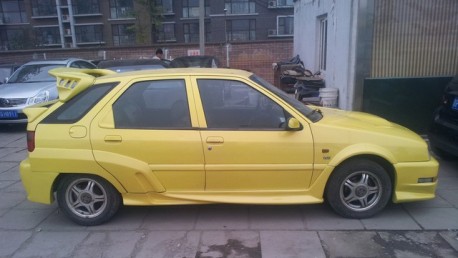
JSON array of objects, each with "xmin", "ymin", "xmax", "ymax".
[
  {"xmin": 70, "ymin": 61, "xmax": 96, "ymax": 69},
  {"xmin": 113, "ymin": 79, "xmax": 191, "ymax": 129},
  {"xmin": 197, "ymin": 79, "xmax": 288, "ymax": 130}
]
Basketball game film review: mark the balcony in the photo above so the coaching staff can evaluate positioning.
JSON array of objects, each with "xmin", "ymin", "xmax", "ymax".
[{"xmin": 268, "ymin": 0, "xmax": 294, "ymax": 9}]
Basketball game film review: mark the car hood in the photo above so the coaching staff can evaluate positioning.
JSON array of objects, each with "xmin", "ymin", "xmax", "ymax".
[
  {"xmin": 312, "ymin": 107, "xmax": 429, "ymax": 162},
  {"xmin": 0, "ymin": 81, "xmax": 56, "ymax": 98}
]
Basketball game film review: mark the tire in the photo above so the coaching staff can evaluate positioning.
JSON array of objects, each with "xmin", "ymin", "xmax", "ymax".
[
  {"xmin": 325, "ymin": 159, "xmax": 392, "ymax": 219},
  {"xmin": 56, "ymin": 175, "xmax": 121, "ymax": 226}
]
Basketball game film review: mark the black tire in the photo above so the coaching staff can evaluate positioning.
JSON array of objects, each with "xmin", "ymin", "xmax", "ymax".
[
  {"xmin": 325, "ymin": 159, "xmax": 392, "ymax": 219},
  {"xmin": 56, "ymin": 174, "xmax": 121, "ymax": 226}
]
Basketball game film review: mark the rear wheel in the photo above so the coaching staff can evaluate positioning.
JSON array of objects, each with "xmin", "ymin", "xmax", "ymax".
[
  {"xmin": 56, "ymin": 175, "xmax": 121, "ymax": 226},
  {"xmin": 326, "ymin": 159, "xmax": 392, "ymax": 219}
]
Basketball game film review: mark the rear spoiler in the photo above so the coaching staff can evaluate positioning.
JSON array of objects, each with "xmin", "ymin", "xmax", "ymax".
[{"xmin": 48, "ymin": 68, "xmax": 115, "ymax": 102}]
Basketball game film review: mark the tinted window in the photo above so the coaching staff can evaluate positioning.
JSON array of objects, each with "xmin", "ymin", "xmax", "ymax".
[
  {"xmin": 43, "ymin": 83, "xmax": 116, "ymax": 124},
  {"xmin": 113, "ymin": 80, "xmax": 191, "ymax": 129},
  {"xmin": 197, "ymin": 79, "xmax": 288, "ymax": 130}
]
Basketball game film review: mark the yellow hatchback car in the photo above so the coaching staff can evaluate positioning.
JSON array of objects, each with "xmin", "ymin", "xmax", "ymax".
[{"xmin": 20, "ymin": 68, "xmax": 438, "ymax": 226}]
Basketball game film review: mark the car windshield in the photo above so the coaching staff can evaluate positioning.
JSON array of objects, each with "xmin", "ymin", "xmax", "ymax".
[
  {"xmin": 8, "ymin": 64, "xmax": 64, "ymax": 83},
  {"xmin": 250, "ymin": 74, "xmax": 323, "ymax": 122}
]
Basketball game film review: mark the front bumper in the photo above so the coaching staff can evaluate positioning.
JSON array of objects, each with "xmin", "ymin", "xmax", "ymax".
[
  {"xmin": 393, "ymin": 157, "xmax": 439, "ymax": 203},
  {"xmin": 20, "ymin": 158, "xmax": 59, "ymax": 204}
]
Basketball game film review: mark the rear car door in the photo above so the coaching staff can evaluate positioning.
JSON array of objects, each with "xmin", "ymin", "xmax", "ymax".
[{"xmin": 90, "ymin": 76, "xmax": 205, "ymax": 193}]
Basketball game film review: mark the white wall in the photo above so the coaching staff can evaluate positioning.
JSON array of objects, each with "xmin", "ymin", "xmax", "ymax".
[{"xmin": 294, "ymin": 0, "xmax": 357, "ymax": 110}]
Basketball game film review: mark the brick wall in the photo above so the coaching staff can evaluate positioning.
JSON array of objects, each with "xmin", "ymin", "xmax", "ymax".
[{"xmin": 0, "ymin": 40, "xmax": 293, "ymax": 84}]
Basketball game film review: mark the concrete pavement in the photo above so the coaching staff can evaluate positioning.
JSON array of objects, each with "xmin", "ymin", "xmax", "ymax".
[{"xmin": 1, "ymin": 124, "xmax": 458, "ymax": 258}]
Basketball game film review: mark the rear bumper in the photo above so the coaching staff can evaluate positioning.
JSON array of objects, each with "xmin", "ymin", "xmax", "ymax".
[
  {"xmin": 393, "ymin": 157, "xmax": 439, "ymax": 203},
  {"xmin": 20, "ymin": 158, "xmax": 58, "ymax": 204}
]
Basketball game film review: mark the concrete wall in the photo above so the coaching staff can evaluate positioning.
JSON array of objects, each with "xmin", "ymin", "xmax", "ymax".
[
  {"xmin": 294, "ymin": 0, "xmax": 356, "ymax": 110},
  {"xmin": 0, "ymin": 40, "xmax": 293, "ymax": 84}
]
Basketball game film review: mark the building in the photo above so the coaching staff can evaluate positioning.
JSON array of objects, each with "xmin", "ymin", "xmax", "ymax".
[
  {"xmin": 0, "ymin": 0, "xmax": 294, "ymax": 50},
  {"xmin": 294, "ymin": 0, "xmax": 457, "ymax": 133}
]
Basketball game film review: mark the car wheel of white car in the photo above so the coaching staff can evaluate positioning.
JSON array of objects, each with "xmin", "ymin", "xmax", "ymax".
[
  {"xmin": 326, "ymin": 159, "xmax": 392, "ymax": 219},
  {"xmin": 57, "ymin": 175, "xmax": 121, "ymax": 226}
]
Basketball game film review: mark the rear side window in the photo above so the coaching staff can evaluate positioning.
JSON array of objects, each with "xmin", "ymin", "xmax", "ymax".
[{"xmin": 42, "ymin": 82, "xmax": 117, "ymax": 124}]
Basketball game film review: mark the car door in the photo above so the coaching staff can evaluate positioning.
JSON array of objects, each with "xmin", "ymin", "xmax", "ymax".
[
  {"xmin": 90, "ymin": 77, "xmax": 205, "ymax": 193},
  {"xmin": 194, "ymin": 77, "xmax": 314, "ymax": 191}
]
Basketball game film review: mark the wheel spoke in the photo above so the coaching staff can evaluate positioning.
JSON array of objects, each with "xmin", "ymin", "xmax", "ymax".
[
  {"xmin": 71, "ymin": 199, "xmax": 84, "ymax": 210},
  {"xmin": 368, "ymin": 186, "xmax": 379, "ymax": 196},
  {"xmin": 344, "ymin": 179, "xmax": 357, "ymax": 190},
  {"xmin": 93, "ymin": 194, "xmax": 106, "ymax": 203},
  {"xmin": 344, "ymin": 193, "xmax": 358, "ymax": 203},
  {"xmin": 359, "ymin": 173, "xmax": 370, "ymax": 185},
  {"xmin": 86, "ymin": 203, "xmax": 96, "ymax": 215},
  {"xmin": 85, "ymin": 180, "xmax": 96, "ymax": 193},
  {"xmin": 359, "ymin": 196, "xmax": 369, "ymax": 208},
  {"xmin": 71, "ymin": 186, "xmax": 82, "ymax": 196}
]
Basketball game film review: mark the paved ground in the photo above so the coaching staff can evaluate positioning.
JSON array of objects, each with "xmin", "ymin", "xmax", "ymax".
[{"xmin": 0, "ymin": 124, "xmax": 458, "ymax": 258}]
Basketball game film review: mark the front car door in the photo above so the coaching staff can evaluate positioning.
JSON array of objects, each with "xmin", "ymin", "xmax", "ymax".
[
  {"xmin": 90, "ymin": 77, "xmax": 205, "ymax": 193},
  {"xmin": 194, "ymin": 77, "xmax": 314, "ymax": 192}
]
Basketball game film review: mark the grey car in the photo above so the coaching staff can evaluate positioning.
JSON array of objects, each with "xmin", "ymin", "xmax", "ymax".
[{"xmin": 0, "ymin": 58, "xmax": 95, "ymax": 124}]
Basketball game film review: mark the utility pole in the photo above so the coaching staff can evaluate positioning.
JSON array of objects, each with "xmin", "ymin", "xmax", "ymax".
[{"xmin": 199, "ymin": 0, "xmax": 205, "ymax": 55}]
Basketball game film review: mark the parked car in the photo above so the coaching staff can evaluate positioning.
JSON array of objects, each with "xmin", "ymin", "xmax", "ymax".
[
  {"xmin": 0, "ymin": 58, "xmax": 95, "ymax": 123},
  {"xmin": 0, "ymin": 63, "xmax": 21, "ymax": 84},
  {"xmin": 170, "ymin": 55, "xmax": 220, "ymax": 68},
  {"xmin": 429, "ymin": 74, "xmax": 458, "ymax": 158},
  {"xmin": 97, "ymin": 59, "xmax": 169, "ymax": 73},
  {"xmin": 20, "ymin": 67, "xmax": 438, "ymax": 225}
]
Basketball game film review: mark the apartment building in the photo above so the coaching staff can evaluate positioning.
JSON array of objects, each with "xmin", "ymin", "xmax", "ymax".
[{"xmin": 0, "ymin": 0, "xmax": 294, "ymax": 50}]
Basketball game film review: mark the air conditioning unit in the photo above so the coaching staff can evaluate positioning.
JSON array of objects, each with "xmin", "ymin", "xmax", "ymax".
[
  {"xmin": 268, "ymin": 29, "xmax": 277, "ymax": 36},
  {"xmin": 268, "ymin": 0, "xmax": 277, "ymax": 8}
]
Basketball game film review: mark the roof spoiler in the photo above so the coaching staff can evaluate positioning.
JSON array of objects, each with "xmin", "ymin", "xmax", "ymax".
[{"xmin": 48, "ymin": 68, "xmax": 115, "ymax": 102}]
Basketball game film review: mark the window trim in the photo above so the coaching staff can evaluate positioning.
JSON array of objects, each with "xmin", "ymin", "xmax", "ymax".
[{"xmin": 317, "ymin": 14, "xmax": 328, "ymax": 71}]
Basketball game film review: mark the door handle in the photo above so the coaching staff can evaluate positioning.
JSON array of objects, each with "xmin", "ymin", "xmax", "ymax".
[
  {"xmin": 206, "ymin": 136, "xmax": 224, "ymax": 144},
  {"xmin": 104, "ymin": 135, "xmax": 122, "ymax": 143}
]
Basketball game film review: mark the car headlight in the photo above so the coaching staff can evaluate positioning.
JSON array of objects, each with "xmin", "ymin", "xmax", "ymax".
[{"xmin": 28, "ymin": 90, "xmax": 50, "ymax": 105}]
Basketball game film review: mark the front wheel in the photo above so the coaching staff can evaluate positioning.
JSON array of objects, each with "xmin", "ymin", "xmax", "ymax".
[
  {"xmin": 56, "ymin": 175, "xmax": 121, "ymax": 226},
  {"xmin": 325, "ymin": 159, "xmax": 392, "ymax": 219}
]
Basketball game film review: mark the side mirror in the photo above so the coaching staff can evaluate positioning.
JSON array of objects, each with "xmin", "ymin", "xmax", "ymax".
[
  {"xmin": 4, "ymin": 77, "xmax": 9, "ymax": 83},
  {"xmin": 286, "ymin": 117, "xmax": 302, "ymax": 131}
]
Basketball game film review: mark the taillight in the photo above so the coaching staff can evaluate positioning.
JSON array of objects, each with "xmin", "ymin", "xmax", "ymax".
[{"xmin": 27, "ymin": 131, "xmax": 35, "ymax": 152}]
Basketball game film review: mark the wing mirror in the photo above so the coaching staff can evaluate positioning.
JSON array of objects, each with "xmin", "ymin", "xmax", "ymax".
[
  {"xmin": 286, "ymin": 117, "xmax": 302, "ymax": 131},
  {"xmin": 3, "ymin": 77, "xmax": 9, "ymax": 84}
]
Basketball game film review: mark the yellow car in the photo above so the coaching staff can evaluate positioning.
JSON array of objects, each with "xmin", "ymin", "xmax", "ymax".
[{"xmin": 20, "ymin": 68, "xmax": 438, "ymax": 226}]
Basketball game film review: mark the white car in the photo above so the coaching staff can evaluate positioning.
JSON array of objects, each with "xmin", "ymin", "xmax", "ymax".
[{"xmin": 0, "ymin": 58, "xmax": 95, "ymax": 123}]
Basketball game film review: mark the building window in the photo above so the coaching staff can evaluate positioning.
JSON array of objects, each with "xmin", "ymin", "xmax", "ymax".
[
  {"xmin": 110, "ymin": 0, "xmax": 134, "ymax": 19},
  {"xmin": 227, "ymin": 19, "xmax": 255, "ymax": 42},
  {"xmin": 0, "ymin": 29, "xmax": 29, "ymax": 50},
  {"xmin": 76, "ymin": 25, "xmax": 103, "ymax": 43},
  {"xmin": 112, "ymin": 24, "xmax": 135, "ymax": 46},
  {"xmin": 156, "ymin": 0, "xmax": 173, "ymax": 14},
  {"xmin": 74, "ymin": 0, "xmax": 100, "ymax": 15},
  {"xmin": 0, "ymin": 0, "xmax": 27, "ymax": 23},
  {"xmin": 318, "ymin": 14, "xmax": 327, "ymax": 70},
  {"xmin": 277, "ymin": 16, "xmax": 293, "ymax": 35},
  {"xmin": 183, "ymin": 22, "xmax": 210, "ymax": 43},
  {"xmin": 225, "ymin": 0, "xmax": 255, "ymax": 14},
  {"xmin": 276, "ymin": 0, "xmax": 293, "ymax": 7},
  {"xmin": 182, "ymin": 0, "xmax": 209, "ymax": 18},
  {"xmin": 31, "ymin": 0, "xmax": 57, "ymax": 16},
  {"xmin": 35, "ymin": 27, "xmax": 60, "ymax": 45},
  {"xmin": 155, "ymin": 23, "xmax": 175, "ymax": 42}
]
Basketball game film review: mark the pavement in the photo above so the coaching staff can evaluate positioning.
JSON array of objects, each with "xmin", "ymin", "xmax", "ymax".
[{"xmin": 0, "ymin": 124, "xmax": 458, "ymax": 258}]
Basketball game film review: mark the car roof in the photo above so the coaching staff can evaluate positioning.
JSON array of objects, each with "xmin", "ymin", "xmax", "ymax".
[
  {"xmin": 97, "ymin": 59, "xmax": 169, "ymax": 68},
  {"xmin": 22, "ymin": 58, "xmax": 88, "ymax": 66},
  {"xmin": 96, "ymin": 68, "xmax": 253, "ymax": 82}
]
